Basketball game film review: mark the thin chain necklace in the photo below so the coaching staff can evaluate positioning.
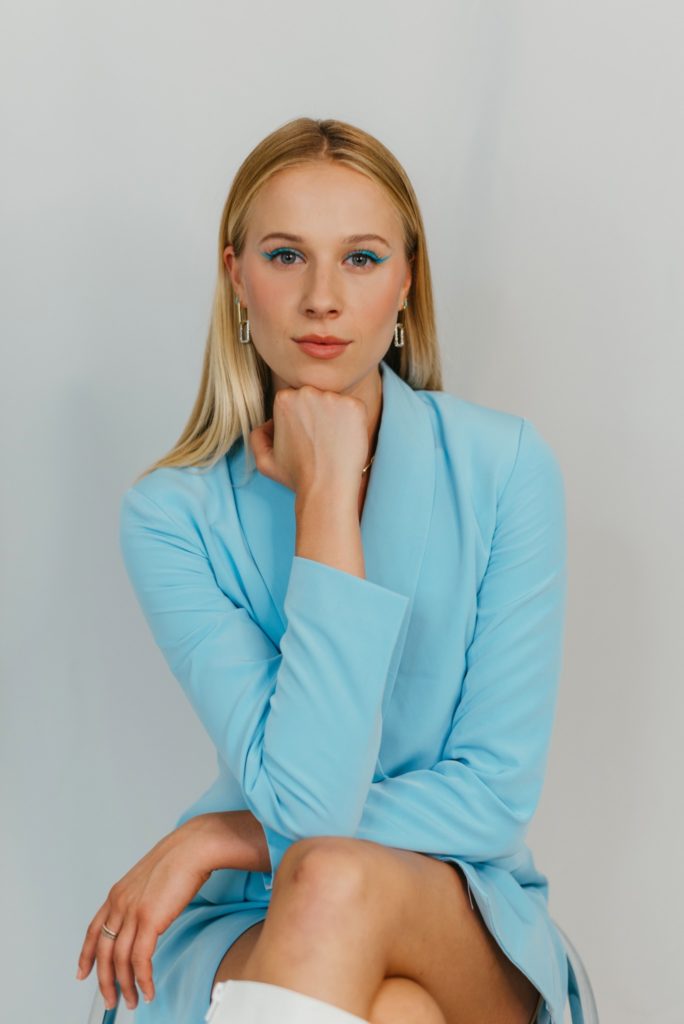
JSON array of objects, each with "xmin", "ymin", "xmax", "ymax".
[{"xmin": 362, "ymin": 404, "xmax": 381, "ymax": 474}]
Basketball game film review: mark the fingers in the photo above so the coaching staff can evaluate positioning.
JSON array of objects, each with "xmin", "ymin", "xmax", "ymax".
[
  {"xmin": 98, "ymin": 911, "xmax": 160, "ymax": 1010},
  {"xmin": 76, "ymin": 902, "xmax": 110, "ymax": 980},
  {"xmin": 249, "ymin": 422, "xmax": 273, "ymax": 462},
  {"xmin": 130, "ymin": 917, "xmax": 159, "ymax": 1004},
  {"xmin": 78, "ymin": 901, "xmax": 151, "ymax": 1011},
  {"xmin": 250, "ymin": 421, "xmax": 285, "ymax": 486},
  {"xmin": 112, "ymin": 915, "xmax": 142, "ymax": 1010},
  {"xmin": 95, "ymin": 912, "xmax": 125, "ymax": 1011}
]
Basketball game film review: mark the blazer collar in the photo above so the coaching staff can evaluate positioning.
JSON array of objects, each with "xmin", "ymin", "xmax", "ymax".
[{"xmin": 227, "ymin": 359, "xmax": 436, "ymax": 642}]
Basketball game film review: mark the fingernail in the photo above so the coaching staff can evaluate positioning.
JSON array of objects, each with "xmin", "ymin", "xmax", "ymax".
[{"xmin": 76, "ymin": 967, "xmax": 84, "ymax": 980}]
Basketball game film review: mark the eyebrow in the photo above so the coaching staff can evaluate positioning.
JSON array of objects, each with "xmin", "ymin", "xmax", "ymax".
[{"xmin": 258, "ymin": 232, "xmax": 391, "ymax": 248}]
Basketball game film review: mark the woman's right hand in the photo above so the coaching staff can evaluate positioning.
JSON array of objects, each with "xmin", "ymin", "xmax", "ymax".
[
  {"xmin": 249, "ymin": 384, "xmax": 370, "ymax": 496},
  {"xmin": 76, "ymin": 818, "xmax": 218, "ymax": 1011}
]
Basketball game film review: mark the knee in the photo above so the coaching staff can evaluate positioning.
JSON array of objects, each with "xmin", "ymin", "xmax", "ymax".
[
  {"xmin": 266, "ymin": 838, "xmax": 374, "ymax": 947},
  {"xmin": 278, "ymin": 837, "xmax": 370, "ymax": 904},
  {"xmin": 368, "ymin": 977, "xmax": 448, "ymax": 1024}
]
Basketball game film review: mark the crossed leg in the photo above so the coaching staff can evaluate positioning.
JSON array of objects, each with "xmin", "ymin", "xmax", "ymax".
[
  {"xmin": 212, "ymin": 836, "xmax": 542, "ymax": 1024},
  {"xmin": 214, "ymin": 923, "xmax": 447, "ymax": 1024}
]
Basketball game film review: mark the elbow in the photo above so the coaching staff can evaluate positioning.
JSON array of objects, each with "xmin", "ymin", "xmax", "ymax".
[
  {"xmin": 243, "ymin": 774, "xmax": 366, "ymax": 844},
  {"xmin": 283, "ymin": 803, "xmax": 366, "ymax": 844}
]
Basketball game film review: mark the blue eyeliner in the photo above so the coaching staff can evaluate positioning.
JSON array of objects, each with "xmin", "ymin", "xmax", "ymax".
[{"xmin": 260, "ymin": 247, "xmax": 389, "ymax": 265}]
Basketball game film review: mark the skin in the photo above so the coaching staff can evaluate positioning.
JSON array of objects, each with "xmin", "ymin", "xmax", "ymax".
[
  {"xmin": 211, "ymin": 837, "xmax": 542, "ymax": 1024},
  {"xmin": 218, "ymin": 161, "xmax": 540, "ymax": 1023},
  {"xmin": 225, "ymin": 160, "xmax": 415, "ymax": 580},
  {"xmin": 76, "ymin": 160, "xmax": 541, "ymax": 1023},
  {"xmin": 223, "ymin": 158, "xmax": 414, "ymax": 485}
]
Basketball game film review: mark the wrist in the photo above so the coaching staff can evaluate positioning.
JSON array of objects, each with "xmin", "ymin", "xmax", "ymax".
[
  {"xmin": 184, "ymin": 811, "xmax": 267, "ymax": 874},
  {"xmin": 295, "ymin": 480, "xmax": 359, "ymax": 518},
  {"xmin": 294, "ymin": 485, "xmax": 365, "ymax": 577}
]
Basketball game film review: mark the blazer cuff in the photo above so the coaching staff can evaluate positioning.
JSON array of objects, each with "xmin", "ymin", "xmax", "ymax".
[{"xmin": 285, "ymin": 553, "xmax": 410, "ymax": 619}]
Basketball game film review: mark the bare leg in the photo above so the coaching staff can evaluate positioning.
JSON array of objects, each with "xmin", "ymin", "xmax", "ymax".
[
  {"xmin": 213, "ymin": 921, "xmax": 447, "ymax": 1024},
  {"xmin": 238, "ymin": 851, "xmax": 391, "ymax": 1019},
  {"xmin": 219, "ymin": 838, "xmax": 539, "ymax": 1024}
]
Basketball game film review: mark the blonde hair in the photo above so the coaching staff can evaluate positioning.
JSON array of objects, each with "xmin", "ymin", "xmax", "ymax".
[{"xmin": 133, "ymin": 116, "xmax": 443, "ymax": 485}]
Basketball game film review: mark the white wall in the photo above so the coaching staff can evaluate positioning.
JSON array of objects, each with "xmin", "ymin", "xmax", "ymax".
[{"xmin": 1, "ymin": 2, "xmax": 681, "ymax": 1021}]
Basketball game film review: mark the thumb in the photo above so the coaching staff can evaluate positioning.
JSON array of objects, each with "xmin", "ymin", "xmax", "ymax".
[{"xmin": 249, "ymin": 420, "xmax": 280, "ymax": 481}]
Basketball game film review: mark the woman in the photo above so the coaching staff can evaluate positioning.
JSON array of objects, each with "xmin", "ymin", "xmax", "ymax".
[{"xmin": 76, "ymin": 117, "xmax": 595, "ymax": 1024}]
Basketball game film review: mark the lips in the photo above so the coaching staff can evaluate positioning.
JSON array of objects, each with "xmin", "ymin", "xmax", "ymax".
[{"xmin": 293, "ymin": 335, "xmax": 351, "ymax": 345}]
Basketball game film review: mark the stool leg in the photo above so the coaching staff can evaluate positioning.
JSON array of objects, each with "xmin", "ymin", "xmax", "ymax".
[{"xmin": 205, "ymin": 979, "xmax": 371, "ymax": 1024}]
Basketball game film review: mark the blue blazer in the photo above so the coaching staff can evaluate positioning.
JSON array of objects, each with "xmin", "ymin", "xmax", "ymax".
[{"xmin": 119, "ymin": 359, "xmax": 593, "ymax": 1024}]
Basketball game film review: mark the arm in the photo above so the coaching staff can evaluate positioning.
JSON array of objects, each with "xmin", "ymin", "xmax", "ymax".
[
  {"xmin": 191, "ymin": 810, "xmax": 272, "ymax": 874},
  {"xmin": 346, "ymin": 418, "xmax": 567, "ymax": 864},
  {"xmin": 216, "ymin": 418, "xmax": 568, "ymax": 874},
  {"xmin": 119, "ymin": 483, "xmax": 410, "ymax": 889}
]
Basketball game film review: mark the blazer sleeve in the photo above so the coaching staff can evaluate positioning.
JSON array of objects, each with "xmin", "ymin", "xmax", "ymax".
[
  {"xmin": 351, "ymin": 417, "xmax": 568, "ymax": 864},
  {"xmin": 119, "ymin": 487, "xmax": 410, "ymax": 889}
]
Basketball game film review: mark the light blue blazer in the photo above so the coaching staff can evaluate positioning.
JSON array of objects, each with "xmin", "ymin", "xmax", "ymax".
[{"xmin": 119, "ymin": 359, "xmax": 596, "ymax": 1024}]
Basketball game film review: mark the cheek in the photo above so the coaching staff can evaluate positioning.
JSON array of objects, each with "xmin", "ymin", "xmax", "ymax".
[
  {"xmin": 248, "ymin": 266, "xmax": 289, "ymax": 321},
  {"xmin": 358, "ymin": 281, "xmax": 401, "ymax": 328}
]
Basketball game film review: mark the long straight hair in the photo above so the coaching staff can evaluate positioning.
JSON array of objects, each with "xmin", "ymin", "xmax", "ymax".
[{"xmin": 133, "ymin": 117, "xmax": 443, "ymax": 484}]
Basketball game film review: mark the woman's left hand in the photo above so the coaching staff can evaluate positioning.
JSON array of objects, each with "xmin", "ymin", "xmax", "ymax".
[{"xmin": 75, "ymin": 817, "xmax": 217, "ymax": 1012}]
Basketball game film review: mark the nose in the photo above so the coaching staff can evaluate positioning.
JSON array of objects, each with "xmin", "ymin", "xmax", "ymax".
[{"xmin": 299, "ymin": 263, "xmax": 343, "ymax": 318}]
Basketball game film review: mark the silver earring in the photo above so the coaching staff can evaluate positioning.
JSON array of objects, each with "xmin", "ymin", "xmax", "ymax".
[
  {"xmin": 235, "ymin": 295, "xmax": 251, "ymax": 344},
  {"xmin": 393, "ymin": 297, "xmax": 408, "ymax": 347}
]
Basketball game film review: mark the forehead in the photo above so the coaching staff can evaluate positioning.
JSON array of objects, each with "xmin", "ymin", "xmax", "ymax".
[{"xmin": 247, "ymin": 162, "xmax": 402, "ymax": 242}]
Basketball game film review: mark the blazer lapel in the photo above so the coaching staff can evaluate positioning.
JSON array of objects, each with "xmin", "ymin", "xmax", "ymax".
[{"xmin": 228, "ymin": 359, "xmax": 437, "ymax": 710}]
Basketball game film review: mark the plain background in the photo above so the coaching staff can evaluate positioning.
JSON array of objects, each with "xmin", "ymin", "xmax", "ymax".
[{"xmin": 1, "ymin": 2, "xmax": 681, "ymax": 1021}]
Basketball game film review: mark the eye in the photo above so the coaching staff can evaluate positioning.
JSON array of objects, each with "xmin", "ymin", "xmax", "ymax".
[
  {"xmin": 345, "ymin": 250, "xmax": 387, "ymax": 268},
  {"xmin": 260, "ymin": 247, "xmax": 388, "ymax": 268},
  {"xmin": 260, "ymin": 247, "xmax": 303, "ymax": 266}
]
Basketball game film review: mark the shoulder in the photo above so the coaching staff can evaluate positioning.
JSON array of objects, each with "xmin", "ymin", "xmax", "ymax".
[
  {"xmin": 119, "ymin": 455, "xmax": 233, "ymax": 539},
  {"xmin": 413, "ymin": 387, "xmax": 564, "ymax": 503}
]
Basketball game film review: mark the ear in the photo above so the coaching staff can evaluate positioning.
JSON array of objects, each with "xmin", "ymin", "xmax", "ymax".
[
  {"xmin": 401, "ymin": 265, "xmax": 413, "ymax": 305},
  {"xmin": 223, "ymin": 245, "xmax": 246, "ymax": 305}
]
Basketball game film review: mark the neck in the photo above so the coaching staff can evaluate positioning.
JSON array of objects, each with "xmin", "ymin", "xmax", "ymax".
[{"xmin": 363, "ymin": 370, "xmax": 383, "ymax": 466}]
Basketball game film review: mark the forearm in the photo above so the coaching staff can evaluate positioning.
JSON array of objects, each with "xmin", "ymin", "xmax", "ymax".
[
  {"xmin": 295, "ymin": 483, "xmax": 365, "ymax": 578},
  {"xmin": 190, "ymin": 810, "xmax": 271, "ymax": 873},
  {"xmin": 189, "ymin": 491, "xmax": 368, "ymax": 876}
]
